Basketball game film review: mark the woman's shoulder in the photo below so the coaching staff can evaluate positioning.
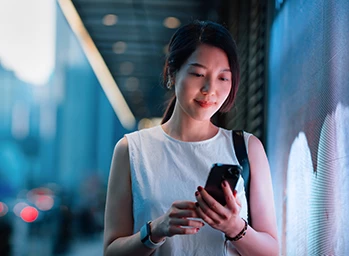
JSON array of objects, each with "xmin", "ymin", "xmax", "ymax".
[
  {"xmin": 125, "ymin": 125, "xmax": 161, "ymax": 138},
  {"xmin": 122, "ymin": 125, "xmax": 163, "ymax": 147},
  {"xmin": 219, "ymin": 127, "xmax": 252, "ymax": 136},
  {"xmin": 219, "ymin": 128, "xmax": 253, "ymax": 145},
  {"xmin": 247, "ymin": 135, "xmax": 265, "ymax": 153},
  {"xmin": 245, "ymin": 134, "xmax": 267, "ymax": 165},
  {"xmin": 112, "ymin": 125, "xmax": 162, "ymax": 161},
  {"xmin": 113, "ymin": 136, "xmax": 129, "ymax": 157}
]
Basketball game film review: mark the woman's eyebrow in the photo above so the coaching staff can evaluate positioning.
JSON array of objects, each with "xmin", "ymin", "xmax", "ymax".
[
  {"xmin": 188, "ymin": 63, "xmax": 231, "ymax": 72},
  {"xmin": 188, "ymin": 62, "xmax": 207, "ymax": 69}
]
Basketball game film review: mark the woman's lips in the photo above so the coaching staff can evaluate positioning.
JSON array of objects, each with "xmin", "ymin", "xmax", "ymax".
[{"xmin": 195, "ymin": 100, "xmax": 214, "ymax": 108}]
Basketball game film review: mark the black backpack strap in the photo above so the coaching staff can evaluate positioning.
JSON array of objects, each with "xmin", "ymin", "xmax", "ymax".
[{"xmin": 232, "ymin": 130, "xmax": 252, "ymax": 226}]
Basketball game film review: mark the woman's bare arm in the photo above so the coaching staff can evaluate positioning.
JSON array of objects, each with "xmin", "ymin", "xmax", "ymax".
[
  {"xmin": 103, "ymin": 137, "xmax": 156, "ymax": 256},
  {"xmin": 103, "ymin": 137, "xmax": 204, "ymax": 256},
  {"xmin": 231, "ymin": 135, "xmax": 279, "ymax": 256}
]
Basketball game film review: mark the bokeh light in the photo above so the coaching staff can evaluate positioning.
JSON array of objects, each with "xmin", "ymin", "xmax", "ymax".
[
  {"xmin": 112, "ymin": 41, "xmax": 127, "ymax": 54},
  {"xmin": 163, "ymin": 17, "xmax": 181, "ymax": 29},
  {"xmin": 13, "ymin": 202, "xmax": 29, "ymax": 217},
  {"xmin": 103, "ymin": 14, "xmax": 118, "ymax": 26},
  {"xmin": 35, "ymin": 195, "xmax": 54, "ymax": 211},
  {"xmin": 20, "ymin": 206, "xmax": 39, "ymax": 222},
  {"xmin": 0, "ymin": 202, "xmax": 9, "ymax": 217}
]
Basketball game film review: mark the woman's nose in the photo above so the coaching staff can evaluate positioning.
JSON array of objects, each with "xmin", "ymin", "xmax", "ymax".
[{"xmin": 201, "ymin": 80, "xmax": 215, "ymax": 95}]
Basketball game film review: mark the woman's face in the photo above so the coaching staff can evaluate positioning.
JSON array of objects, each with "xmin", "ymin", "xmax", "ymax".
[{"xmin": 173, "ymin": 44, "xmax": 232, "ymax": 122}]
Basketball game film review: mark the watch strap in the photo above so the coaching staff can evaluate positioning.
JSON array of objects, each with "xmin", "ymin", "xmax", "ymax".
[{"xmin": 140, "ymin": 221, "xmax": 166, "ymax": 249}]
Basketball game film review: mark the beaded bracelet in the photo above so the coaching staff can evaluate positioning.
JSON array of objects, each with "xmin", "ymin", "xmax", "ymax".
[{"xmin": 225, "ymin": 218, "xmax": 248, "ymax": 241}]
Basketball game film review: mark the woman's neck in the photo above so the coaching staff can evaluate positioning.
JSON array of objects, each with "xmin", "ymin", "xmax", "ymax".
[{"xmin": 161, "ymin": 109, "xmax": 218, "ymax": 142}]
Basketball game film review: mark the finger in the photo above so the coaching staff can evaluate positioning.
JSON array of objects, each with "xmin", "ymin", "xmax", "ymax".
[
  {"xmin": 222, "ymin": 181, "xmax": 239, "ymax": 212},
  {"xmin": 169, "ymin": 218, "xmax": 205, "ymax": 228},
  {"xmin": 196, "ymin": 187, "xmax": 225, "ymax": 213},
  {"xmin": 168, "ymin": 226, "xmax": 200, "ymax": 235},
  {"xmin": 172, "ymin": 201, "xmax": 197, "ymax": 210},
  {"xmin": 195, "ymin": 202, "xmax": 213, "ymax": 224},
  {"xmin": 235, "ymin": 191, "xmax": 242, "ymax": 208},
  {"xmin": 169, "ymin": 209, "xmax": 199, "ymax": 218},
  {"xmin": 195, "ymin": 189, "xmax": 225, "ymax": 223}
]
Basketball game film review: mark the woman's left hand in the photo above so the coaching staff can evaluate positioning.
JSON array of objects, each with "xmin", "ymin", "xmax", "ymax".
[{"xmin": 194, "ymin": 180, "xmax": 245, "ymax": 238}]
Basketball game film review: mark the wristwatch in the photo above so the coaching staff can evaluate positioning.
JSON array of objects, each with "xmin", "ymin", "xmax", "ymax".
[{"xmin": 140, "ymin": 221, "xmax": 166, "ymax": 249}]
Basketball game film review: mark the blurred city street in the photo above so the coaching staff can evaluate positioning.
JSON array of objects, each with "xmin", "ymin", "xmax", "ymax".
[
  {"xmin": 64, "ymin": 233, "xmax": 103, "ymax": 256},
  {"xmin": 12, "ymin": 225, "xmax": 103, "ymax": 256}
]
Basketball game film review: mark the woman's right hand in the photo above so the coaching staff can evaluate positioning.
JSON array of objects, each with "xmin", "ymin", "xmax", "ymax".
[{"xmin": 149, "ymin": 201, "xmax": 205, "ymax": 242}]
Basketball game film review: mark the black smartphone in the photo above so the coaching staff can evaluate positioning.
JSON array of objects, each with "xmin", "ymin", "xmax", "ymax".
[{"xmin": 204, "ymin": 164, "xmax": 242, "ymax": 205}]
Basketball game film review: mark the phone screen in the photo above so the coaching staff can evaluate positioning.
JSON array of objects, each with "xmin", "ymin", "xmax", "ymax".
[{"xmin": 204, "ymin": 164, "xmax": 242, "ymax": 205}]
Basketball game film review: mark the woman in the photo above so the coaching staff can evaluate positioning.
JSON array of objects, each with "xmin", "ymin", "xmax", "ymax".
[{"xmin": 103, "ymin": 20, "xmax": 278, "ymax": 256}]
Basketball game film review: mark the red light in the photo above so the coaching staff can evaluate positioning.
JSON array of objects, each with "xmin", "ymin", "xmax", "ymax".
[
  {"xmin": 0, "ymin": 202, "xmax": 9, "ymax": 217},
  {"xmin": 20, "ymin": 206, "xmax": 39, "ymax": 222}
]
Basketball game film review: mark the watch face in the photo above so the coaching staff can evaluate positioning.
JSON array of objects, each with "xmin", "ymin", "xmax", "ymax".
[{"xmin": 140, "ymin": 222, "xmax": 150, "ymax": 243}]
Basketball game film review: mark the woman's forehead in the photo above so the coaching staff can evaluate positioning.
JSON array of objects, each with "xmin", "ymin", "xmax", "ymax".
[{"xmin": 184, "ymin": 45, "xmax": 230, "ymax": 70}]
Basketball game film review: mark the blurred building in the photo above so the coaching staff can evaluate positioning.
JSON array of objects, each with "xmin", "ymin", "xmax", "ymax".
[{"xmin": 0, "ymin": 1, "xmax": 129, "ymax": 254}]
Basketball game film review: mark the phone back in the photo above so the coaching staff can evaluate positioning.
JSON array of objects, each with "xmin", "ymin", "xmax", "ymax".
[{"xmin": 204, "ymin": 164, "xmax": 241, "ymax": 205}]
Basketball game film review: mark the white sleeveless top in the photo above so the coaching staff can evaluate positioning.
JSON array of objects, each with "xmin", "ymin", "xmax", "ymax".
[{"xmin": 125, "ymin": 125, "xmax": 251, "ymax": 256}]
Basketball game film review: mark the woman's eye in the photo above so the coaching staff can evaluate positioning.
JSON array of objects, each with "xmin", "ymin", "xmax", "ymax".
[
  {"xmin": 220, "ymin": 77, "xmax": 230, "ymax": 81},
  {"xmin": 191, "ymin": 73, "xmax": 204, "ymax": 77}
]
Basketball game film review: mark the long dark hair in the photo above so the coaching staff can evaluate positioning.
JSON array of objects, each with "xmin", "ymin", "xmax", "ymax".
[{"xmin": 161, "ymin": 20, "xmax": 240, "ymax": 124}]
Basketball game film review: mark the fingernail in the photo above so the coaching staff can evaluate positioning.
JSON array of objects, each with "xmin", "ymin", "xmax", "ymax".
[
  {"xmin": 198, "ymin": 186, "xmax": 203, "ymax": 192},
  {"xmin": 222, "ymin": 181, "xmax": 226, "ymax": 187},
  {"xmin": 195, "ymin": 191, "xmax": 199, "ymax": 196},
  {"xmin": 196, "ymin": 228, "xmax": 200, "ymax": 232}
]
